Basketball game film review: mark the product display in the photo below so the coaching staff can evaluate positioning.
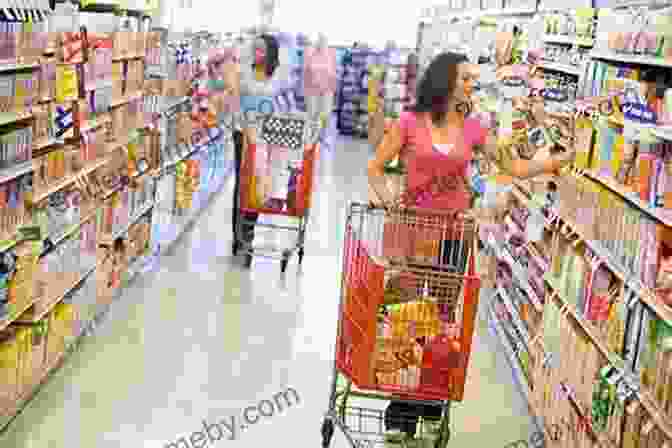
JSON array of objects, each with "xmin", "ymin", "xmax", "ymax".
[
  {"xmin": 473, "ymin": 5, "xmax": 672, "ymax": 448},
  {"xmin": 0, "ymin": 4, "xmax": 235, "ymax": 432}
]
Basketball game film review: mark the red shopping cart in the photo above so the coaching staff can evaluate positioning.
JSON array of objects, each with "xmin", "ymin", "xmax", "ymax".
[
  {"xmin": 321, "ymin": 202, "xmax": 481, "ymax": 448},
  {"xmin": 233, "ymin": 112, "xmax": 321, "ymax": 273}
]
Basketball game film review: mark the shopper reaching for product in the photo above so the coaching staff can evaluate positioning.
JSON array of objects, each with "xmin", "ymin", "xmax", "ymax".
[
  {"xmin": 368, "ymin": 52, "xmax": 575, "ymax": 212},
  {"xmin": 368, "ymin": 51, "xmax": 575, "ymax": 443}
]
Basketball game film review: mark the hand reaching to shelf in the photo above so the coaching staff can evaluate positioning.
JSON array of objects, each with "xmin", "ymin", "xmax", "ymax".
[{"xmin": 495, "ymin": 64, "xmax": 530, "ymax": 83}]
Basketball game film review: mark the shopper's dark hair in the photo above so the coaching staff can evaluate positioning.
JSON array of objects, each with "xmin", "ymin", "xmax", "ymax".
[
  {"xmin": 413, "ymin": 52, "xmax": 468, "ymax": 126},
  {"xmin": 254, "ymin": 33, "xmax": 280, "ymax": 78}
]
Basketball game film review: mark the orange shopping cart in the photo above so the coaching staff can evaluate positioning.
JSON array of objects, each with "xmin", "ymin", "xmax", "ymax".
[
  {"xmin": 321, "ymin": 202, "xmax": 481, "ymax": 448},
  {"xmin": 233, "ymin": 112, "xmax": 321, "ymax": 273}
]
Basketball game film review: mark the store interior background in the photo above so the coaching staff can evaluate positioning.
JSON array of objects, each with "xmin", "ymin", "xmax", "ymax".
[
  {"xmin": 5, "ymin": 0, "xmax": 672, "ymax": 446},
  {"xmin": 153, "ymin": 0, "xmax": 425, "ymax": 49}
]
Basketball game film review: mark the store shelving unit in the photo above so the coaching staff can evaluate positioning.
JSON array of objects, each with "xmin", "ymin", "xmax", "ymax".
[
  {"xmin": 0, "ymin": 4, "xmax": 234, "ymax": 434},
  {"xmin": 538, "ymin": 61, "xmax": 582, "ymax": 76},
  {"xmin": 488, "ymin": 300, "xmax": 532, "ymax": 393},
  {"xmin": 543, "ymin": 34, "xmax": 594, "ymax": 47},
  {"xmin": 456, "ymin": 0, "xmax": 672, "ymax": 442},
  {"xmin": 590, "ymin": 51, "xmax": 672, "ymax": 69}
]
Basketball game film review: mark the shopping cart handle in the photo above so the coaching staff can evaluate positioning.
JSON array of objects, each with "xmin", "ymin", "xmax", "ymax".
[
  {"xmin": 363, "ymin": 202, "xmax": 473, "ymax": 220},
  {"xmin": 367, "ymin": 201, "xmax": 387, "ymax": 211}
]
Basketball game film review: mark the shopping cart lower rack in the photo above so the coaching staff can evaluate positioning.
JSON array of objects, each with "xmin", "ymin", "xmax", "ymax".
[
  {"xmin": 322, "ymin": 203, "xmax": 481, "ymax": 448},
  {"xmin": 233, "ymin": 112, "xmax": 321, "ymax": 273}
]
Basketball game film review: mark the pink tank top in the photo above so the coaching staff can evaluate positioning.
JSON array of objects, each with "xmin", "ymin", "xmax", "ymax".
[{"xmin": 398, "ymin": 111, "xmax": 487, "ymax": 211}]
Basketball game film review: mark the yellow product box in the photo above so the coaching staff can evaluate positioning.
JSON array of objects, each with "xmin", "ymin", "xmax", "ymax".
[
  {"xmin": 55, "ymin": 65, "xmax": 78, "ymax": 103},
  {"xmin": 13, "ymin": 74, "xmax": 27, "ymax": 114},
  {"xmin": 57, "ymin": 303, "xmax": 76, "ymax": 348},
  {"xmin": 589, "ymin": 125, "xmax": 602, "ymax": 170},
  {"xmin": 112, "ymin": 62, "xmax": 124, "ymax": 99},
  {"xmin": 247, "ymin": 175, "xmax": 259, "ymax": 209},
  {"xmin": 0, "ymin": 329, "xmax": 20, "ymax": 412},
  {"xmin": 15, "ymin": 326, "xmax": 32, "ymax": 395},
  {"xmin": 368, "ymin": 79, "xmax": 380, "ymax": 114},
  {"xmin": 574, "ymin": 116, "xmax": 594, "ymax": 169},
  {"xmin": 46, "ymin": 310, "xmax": 65, "ymax": 365},
  {"xmin": 610, "ymin": 132, "xmax": 625, "ymax": 178},
  {"xmin": 29, "ymin": 321, "xmax": 48, "ymax": 388}
]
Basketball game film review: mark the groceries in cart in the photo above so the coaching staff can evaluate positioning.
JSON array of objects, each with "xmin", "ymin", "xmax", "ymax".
[
  {"xmin": 336, "ymin": 204, "xmax": 480, "ymax": 402},
  {"xmin": 373, "ymin": 302, "xmax": 463, "ymax": 391},
  {"xmin": 241, "ymin": 114, "xmax": 316, "ymax": 215}
]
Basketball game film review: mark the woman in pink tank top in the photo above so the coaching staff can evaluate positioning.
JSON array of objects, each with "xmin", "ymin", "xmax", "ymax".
[{"xmin": 369, "ymin": 52, "xmax": 573, "ymax": 440}]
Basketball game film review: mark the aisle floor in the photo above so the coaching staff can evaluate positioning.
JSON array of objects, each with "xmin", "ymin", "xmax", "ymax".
[{"xmin": 1, "ymin": 136, "xmax": 536, "ymax": 448}]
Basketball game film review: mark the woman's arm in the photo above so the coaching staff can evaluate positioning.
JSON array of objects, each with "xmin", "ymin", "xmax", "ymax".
[
  {"xmin": 481, "ymin": 133, "xmax": 574, "ymax": 179},
  {"xmin": 367, "ymin": 122, "xmax": 405, "ymax": 206}
]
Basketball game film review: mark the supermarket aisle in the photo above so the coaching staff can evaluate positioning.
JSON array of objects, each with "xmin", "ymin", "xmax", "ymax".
[{"xmin": 1, "ymin": 136, "xmax": 536, "ymax": 448}]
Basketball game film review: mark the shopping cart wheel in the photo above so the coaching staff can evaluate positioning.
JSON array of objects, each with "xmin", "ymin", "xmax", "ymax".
[
  {"xmin": 244, "ymin": 254, "xmax": 253, "ymax": 268},
  {"xmin": 298, "ymin": 248, "xmax": 305, "ymax": 265},
  {"xmin": 321, "ymin": 418, "xmax": 334, "ymax": 448}
]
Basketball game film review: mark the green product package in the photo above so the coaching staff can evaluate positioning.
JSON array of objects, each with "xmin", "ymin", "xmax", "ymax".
[{"xmin": 591, "ymin": 376, "xmax": 615, "ymax": 432}]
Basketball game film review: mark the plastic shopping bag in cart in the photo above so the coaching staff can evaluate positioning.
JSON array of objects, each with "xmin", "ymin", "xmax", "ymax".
[
  {"xmin": 373, "ymin": 338, "xmax": 423, "ymax": 390},
  {"xmin": 420, "ymin": 324, "xmax": 463, "ymax": 391}
]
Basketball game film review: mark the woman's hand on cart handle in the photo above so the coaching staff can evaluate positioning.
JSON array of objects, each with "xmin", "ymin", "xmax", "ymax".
[
  {"xmin": 368, "ymin": 174, "xmax": 397, "ymax": 212},
  {"xmin": 368, "ymin": 197, "xmax": 395, "ymax": 212}
]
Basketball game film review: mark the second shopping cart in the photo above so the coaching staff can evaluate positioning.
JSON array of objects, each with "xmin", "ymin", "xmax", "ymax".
[{"xmin": 233, "ymin": 112, "xmax": 321, "ymax": 272}]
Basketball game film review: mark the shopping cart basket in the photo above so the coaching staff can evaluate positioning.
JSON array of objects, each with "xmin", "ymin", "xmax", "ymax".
[
  {"xmin": 322, "ymin": 202, "xmax": 481, "ymax": 448},
  {"xmin": 233, "ymin": 112, "xmax": 321, "ymax": 273}
]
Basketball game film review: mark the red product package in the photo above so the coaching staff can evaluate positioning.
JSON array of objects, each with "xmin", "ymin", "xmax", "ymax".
[{"xmin": 420, "ymin": 333, "xmax": 462, "ymax": 393}]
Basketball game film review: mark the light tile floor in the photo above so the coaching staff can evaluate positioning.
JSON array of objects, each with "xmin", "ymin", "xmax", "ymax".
[{"xmin": 0, "ymin": 136, "xmax": 536, "ymax": 448}]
